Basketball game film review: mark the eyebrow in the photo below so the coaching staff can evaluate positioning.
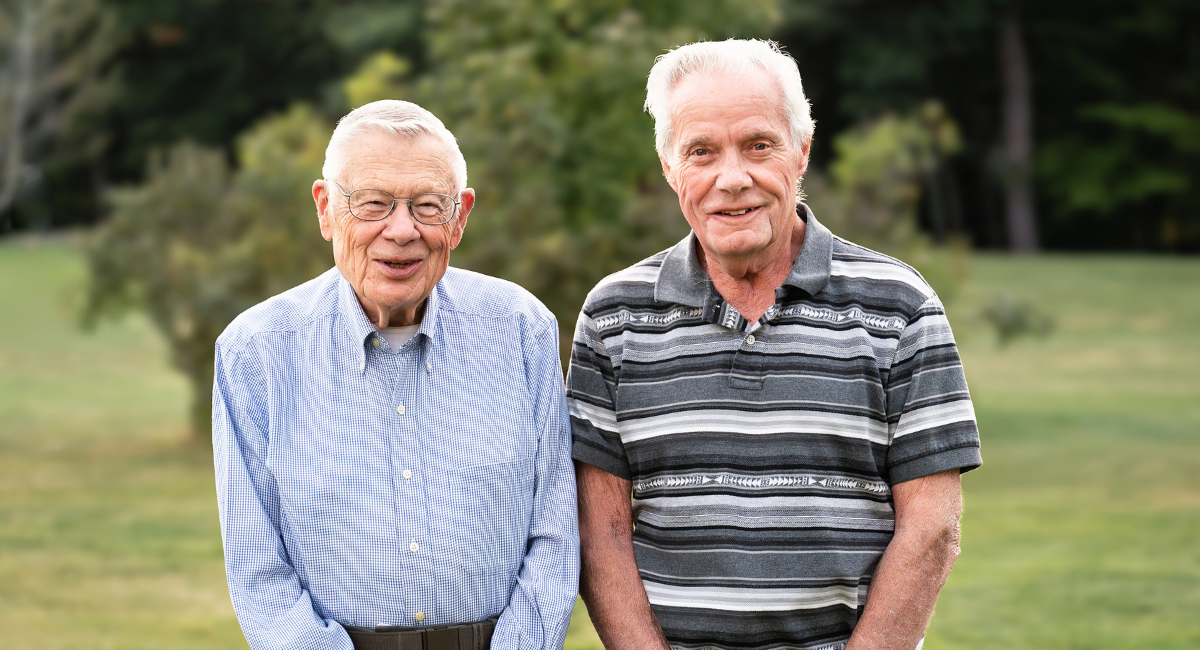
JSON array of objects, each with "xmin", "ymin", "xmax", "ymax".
[
  {"xmin": 678, "ymin": 129, "xmax": 785, "ymax": 153},
  {"xmin": 744, "ymin": 130, "xmax": 784, "ymax": 143},
  {"xmin": 679, "ymin": 136, "xmax": 715, "ymax": 152}
]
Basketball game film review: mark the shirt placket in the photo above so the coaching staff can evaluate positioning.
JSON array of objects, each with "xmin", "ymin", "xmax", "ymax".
[
  {"xmin": 384, "ymin": 337, "xmax": 435, "ymax": 624},
  {"xmin": 724, "ymin": 302, "xmax": 771, "ymax": 391}
]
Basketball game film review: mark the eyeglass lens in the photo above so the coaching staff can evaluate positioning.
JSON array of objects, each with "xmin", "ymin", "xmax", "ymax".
[{"xmin": 348, "ymin": 189, "xmax": 455, "ymax": 224}]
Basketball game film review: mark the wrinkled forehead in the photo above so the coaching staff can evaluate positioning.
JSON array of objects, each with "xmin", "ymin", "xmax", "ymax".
[
  {"xmin": 340, "ymin": 130, "xmax": 458, "ymax": 187},
  {"xmin": 669, "ymin": 68, "xmax": 789, "ymax": 143}
]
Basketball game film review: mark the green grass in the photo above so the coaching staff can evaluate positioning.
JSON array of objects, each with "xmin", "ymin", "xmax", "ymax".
[{"xmin": 1, "ymin": 237, "xmax": 1196, "ymax": 648}]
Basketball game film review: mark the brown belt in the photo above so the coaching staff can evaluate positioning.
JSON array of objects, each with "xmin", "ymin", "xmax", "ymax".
[{"xmin": 344, "ymin": 617, "xmax": 497, "ymax": 650}]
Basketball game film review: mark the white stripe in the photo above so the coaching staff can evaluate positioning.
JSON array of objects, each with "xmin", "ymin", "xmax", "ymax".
[
  {"xmin": 643, "ymin": 581, "xmax": 858, "ymax": 612},
  {"xmin": 568, "ymin": 398, "xmax": 619, "ymax": 433},
  {"xmin": 830, "ymin": 260, "xmax": 932, "ymax": 298},
  {"xmin": 633, "ymin": 542, "xmax": 881, "ymax": 555},
  {"xmin": 620, "ymin": 409, "xmax": 887, "ymax": 444},
  {"xmin": 596, "ymin": 264, "xmax": 659, "ymax": 288},
  {"xmin": 633, "ymin": 493, "xmax": 895, "ymax": 514},
  {"xmin": 893, "ymin": 400, "xmax": 976, "ymax": 439}
]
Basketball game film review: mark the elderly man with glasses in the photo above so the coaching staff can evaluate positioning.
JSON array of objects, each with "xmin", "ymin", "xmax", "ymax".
[{"xmin": 212, "ymin": 100, "xmax": 578, "ymax": 650}]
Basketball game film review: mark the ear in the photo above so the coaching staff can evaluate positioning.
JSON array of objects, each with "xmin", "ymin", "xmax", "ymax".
[
  {"xmin": 660, "ymin": 154, "xmax": 679, "ymax": 193},
  {"xmin": 313, "ymin": 180, "xmax": 333, "ymax": 241},
  {"xmin": 796, "ymin": 138, "xmax": 812, "ymax": 178},
  {"xmin": 449, "ymin": 188, "xmax": 474, "ymax": 250}
]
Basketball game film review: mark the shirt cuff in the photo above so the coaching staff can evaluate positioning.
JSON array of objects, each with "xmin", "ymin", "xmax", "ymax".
[
  {"xmin": 889, "ymin": 444, "xmax": 982, "ymax": 485},
  {"xmin": 571, "ymin": 442, "xmax": 632, "ymax": 480}
]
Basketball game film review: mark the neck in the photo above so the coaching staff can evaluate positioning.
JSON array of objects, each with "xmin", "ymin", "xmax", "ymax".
[
  {"xmin": 360, "ymin": 299, "xmax": 425, "ymax": 329},
  {"xmin": 700, "ymin": 215, "xmax": 806, "ymax": 324}
]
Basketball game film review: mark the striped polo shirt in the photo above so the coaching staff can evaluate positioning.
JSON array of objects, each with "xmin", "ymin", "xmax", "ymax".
[{"xmin": 567, "ymin": 206, "xmax": 982, "ymax": 650}]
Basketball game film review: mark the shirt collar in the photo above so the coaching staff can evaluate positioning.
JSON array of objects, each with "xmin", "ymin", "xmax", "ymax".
[
  {"xmin": 654, "ymin": 203, "xmax": 833, "ymax": 307},
  {"xmin": 336, "ymin": 272, "xmax": 442, "ymax": 372}
]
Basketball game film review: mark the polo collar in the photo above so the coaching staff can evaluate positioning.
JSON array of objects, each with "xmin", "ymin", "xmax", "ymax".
[{"xmin": 653, "ymin": 203, "xmax": 833, "ymax": 307}]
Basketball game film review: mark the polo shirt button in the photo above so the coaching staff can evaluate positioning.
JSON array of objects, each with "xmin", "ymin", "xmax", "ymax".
[
  {"xmin": 414, "ymin": 612, "xmax": 425, "ymax": 622},
  {"xmin": 396, "ymin": 405, "xmax": 406, "ymax": 415},
  {"xmin": 409, "ymin": 542, "xmax": 419, "ymax": 553},
  {"xmin": 745, "ymin": 334, "xmax": 756, "ymax": 345}
]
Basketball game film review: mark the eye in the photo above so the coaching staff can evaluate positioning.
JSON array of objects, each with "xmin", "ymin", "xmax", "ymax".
[{"xmin": 752, "ymin": 142, "xmax": 769, "ymax": 151}]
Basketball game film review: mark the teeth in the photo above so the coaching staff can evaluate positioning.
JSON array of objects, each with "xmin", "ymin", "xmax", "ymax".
[{"xmin": 721, "ymin": 209, "xmax": 750, "ymax": 216}]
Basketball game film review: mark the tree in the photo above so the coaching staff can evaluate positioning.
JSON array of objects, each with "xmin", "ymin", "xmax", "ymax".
[
  {"xmin": 351, "ymin": 0, "xmax": 781, "ymax": 353},
  {"xmin": 84, "ymin": 106, "xmax": 333, "ymax": 438},
  {"xmin": 804, "ymin": 101, "xmax": 968, "ymax": 300},
  {"xmin": 997, "ymin": 8, "xmax": 1037, "ymax": 252},
  {"xmin": 0, "ymin": 0, "xmax": 118, "ymax": 231},
  {"xmin": 777, "ymin": 0, "xmax": 1200, "ymax": 251}
]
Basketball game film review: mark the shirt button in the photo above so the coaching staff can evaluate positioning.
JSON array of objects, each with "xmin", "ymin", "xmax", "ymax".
[
  {"xmin": 403, "ymin": 469, "xmax": 413, "ymax": 480},
  {"xmin": 409, "ymin": 542, "xmax": 419, "ymax": 553},
  {"xmin": 414, "ymin": 612, "xmax": 425, "ymax": 623},
  {"xmin": 372, "ymin": 338, "xmax": 380, "ymax": 348},
  {"xmin": 745, "ymin": 334, "xmax": 756, "ymax": 345},
  {"xmin": 396, "ymin": 405, "xmax": 406, "ymax": 415},
  {"xmin": 425, "ymin": 361, "xmax": 432, "ymax": 371}
]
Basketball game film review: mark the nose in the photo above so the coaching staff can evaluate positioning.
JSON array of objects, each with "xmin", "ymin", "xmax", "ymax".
[
  {"xmin": 379, "ymin": 201, "xmax": 421, "ymax": 244},
  {"xmin": 714, "ymin": 151, "xmax": 752, "ymax": 195}
]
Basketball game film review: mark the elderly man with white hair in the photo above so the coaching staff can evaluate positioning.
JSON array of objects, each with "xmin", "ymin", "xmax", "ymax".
[
  {"xmin": 212, "ymin": 100, "xmax": 578, "ymax": 650},
  {"xmin": 568, "ymin": 40, "xmax": 981, "ymax": 650}
]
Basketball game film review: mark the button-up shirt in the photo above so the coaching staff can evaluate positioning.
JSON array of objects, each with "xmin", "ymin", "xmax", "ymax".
[{"xmin": 213, "ymin": 267, "xmax": 578, "ymax": 650}]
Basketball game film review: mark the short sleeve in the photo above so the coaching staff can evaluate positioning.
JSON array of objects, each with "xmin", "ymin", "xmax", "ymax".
[
  {"xmin": 565, "ymin": 307, "xmax": 631, "ymax": 479},
  {"xmin": 884, "ymin": 295, "xmax": 983, "ymax": 484}
]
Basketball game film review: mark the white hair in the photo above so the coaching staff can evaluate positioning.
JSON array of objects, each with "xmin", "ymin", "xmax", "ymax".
[
  {"xmin": 645, "ymin": 39, "xmax": 814, "ymax": 160},
  {"xmin": 322, "ymin": 100, "xmax": 468, "ymax": 190}
]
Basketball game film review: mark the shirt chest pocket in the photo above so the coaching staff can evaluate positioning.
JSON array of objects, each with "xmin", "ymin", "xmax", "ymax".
[{"xmin": 429, "ymin": 454, "xmax": 537, "ymax": 575}]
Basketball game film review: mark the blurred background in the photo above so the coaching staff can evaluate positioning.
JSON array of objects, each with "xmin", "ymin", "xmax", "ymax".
[{"xmin": 0, "ymin": 0, "xmax": 1197, "ymax": 648}]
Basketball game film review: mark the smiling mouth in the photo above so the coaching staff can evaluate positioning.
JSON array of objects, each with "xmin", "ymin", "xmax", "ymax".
[{"xmin": 717, "ymin": 207, "xmax": 758, "ymax": 216}]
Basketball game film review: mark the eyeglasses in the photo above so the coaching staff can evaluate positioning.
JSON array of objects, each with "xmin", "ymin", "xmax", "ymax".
[{"xmin": 326, "ymin": 179, "xmax": 460, "ymax": 225}]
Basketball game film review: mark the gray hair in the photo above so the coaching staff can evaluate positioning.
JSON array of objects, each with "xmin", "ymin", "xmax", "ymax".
[
  {"xmin": 645, "ymin": 39, "xmax": 814, "ymax": 160},
  {"xmin": 322, "ymin": 100, "xmax": 468, "ymax": 190}
]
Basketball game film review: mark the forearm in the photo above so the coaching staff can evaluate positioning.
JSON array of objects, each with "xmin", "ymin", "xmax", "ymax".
[
  {"xmin": 576, "ymin": 462, "xmax": 671, "ymax": 650},
  {"xmin": 846, "ymin": 470, "xmax": 962, "ymax": 650}
]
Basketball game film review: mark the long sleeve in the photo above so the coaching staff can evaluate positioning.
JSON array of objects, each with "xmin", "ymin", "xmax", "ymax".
[
  {"xmin": 490, "ymin": 319, "xmax": 580, "ymax": 649},
  {"xmin": 212, "ymin": 338, "xmax": 354, "ymax": 650}
]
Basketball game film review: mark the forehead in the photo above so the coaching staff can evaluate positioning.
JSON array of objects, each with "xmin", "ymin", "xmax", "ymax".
[
  {"xmin": 669, "ymin": 67, "xmax": 788, "ymax": 145},
  {"xmin": 341, "ymin": 131, "xmax": 457, "ymax": 192}
]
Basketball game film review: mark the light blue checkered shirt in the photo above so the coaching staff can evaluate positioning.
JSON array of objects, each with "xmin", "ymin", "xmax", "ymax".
[{"xmin": 212, "ymin": 267, "xmax": 579, "ymax": 650}]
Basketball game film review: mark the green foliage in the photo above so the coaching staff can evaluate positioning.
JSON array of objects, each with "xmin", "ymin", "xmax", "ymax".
[
  {"xmin": 804, "ymin": 101, "xmax": 969, "ymax": 300},
  {"xmin": 353, "ymin": 0, "xmax": 781, "ymax": 351},
  {"xmin": 776, "ymin": 0, "xmax": 1200, "ymax": 251},
  {"xmin": 1029, "ymin": 0, "xmax": 1200, "ymax": 250},
  {"xmin": 83, "ymin": 105, "xmax": 333, "ymax": 437}
]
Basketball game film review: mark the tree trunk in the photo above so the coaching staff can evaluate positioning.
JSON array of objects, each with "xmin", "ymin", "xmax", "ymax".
[
  {"xmin": 0, "ymin": 3, "xmax": 39, "ymax": 217},
  {"xmin": 999, "ymin": 9, "xmax": 1039, "ymax": 253}
]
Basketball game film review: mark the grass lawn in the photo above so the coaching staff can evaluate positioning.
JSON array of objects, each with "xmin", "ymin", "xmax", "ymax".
[{"xmin": 0, "ymin": 236, "xmax": 1196, "ymax": 648}]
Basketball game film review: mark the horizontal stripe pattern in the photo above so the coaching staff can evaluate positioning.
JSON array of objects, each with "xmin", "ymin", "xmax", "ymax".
[{"xmin": 567, "ymin": 209, "xmax": 980, "ymax": 650}]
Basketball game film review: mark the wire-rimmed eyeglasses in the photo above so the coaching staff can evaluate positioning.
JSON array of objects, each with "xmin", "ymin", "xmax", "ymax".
[{"xmin": 326, "ymin": 179, "xmax": 460, "ymax": 225}]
